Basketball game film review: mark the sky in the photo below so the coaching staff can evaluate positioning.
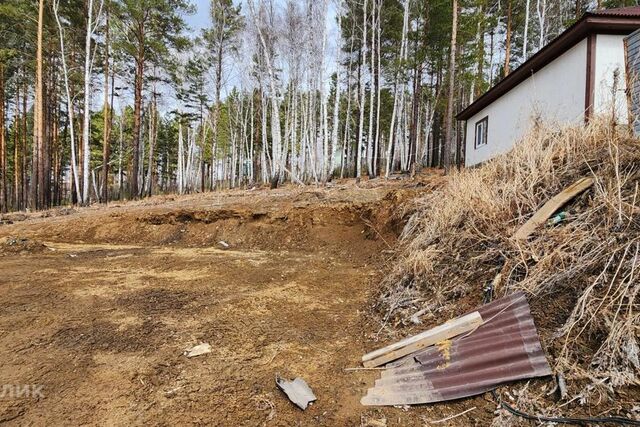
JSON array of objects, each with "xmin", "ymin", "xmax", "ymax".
[{"xmin": 185, "ymin": 0, "xmax": 211, "ymax": 34}]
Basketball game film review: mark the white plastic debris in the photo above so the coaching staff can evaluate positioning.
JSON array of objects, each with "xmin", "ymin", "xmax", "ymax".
[
  {"xmin": 276, "ymin": 375, "xmax": 316, "ymax": 410},
  {"xmin": 184, "ymin": 342, "xmax": 212, "ymax": 358}
]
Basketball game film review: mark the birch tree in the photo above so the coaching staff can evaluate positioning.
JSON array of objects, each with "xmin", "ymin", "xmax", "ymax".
[
  {"xmin": 204, "ymin": 0, "xmax": 243, "ymax": 189},
  {"xmin": 330, "ymin": 1, "xmax": 343, "ymax": 177},
  {"xmin": 366, "ymin": 0, "xmax": 376, "ymax": 177},
  {"xmin": 52, "ymin": 0, "xmax": 82, "ymax": 203},
  {"xmin": 249, "ymin": 0, "xmax": 284, "ymax": 185},
  {"xmin": 537, "ymin": 0, "xmax": 547, "ymax": 50},
  {"xmin": 356, "ymin": 0, "xmax": 367, "ymax": 178},
  {"xmin": 102, "ymin": 0, "xmax": 111, "ymax": 203},
  {"xmin": 385, "ymin": 0, "xmax": 409, "ymax": 178},
  {"xmin": 0, "ymin": 60, "xmax": 5, "ymax": 213},
  {"xmin": 443, "ymin": 0, "xmax": 458, "ymax": 174},
  {"xmin": 81, "ymin": 0, "xmax": 104, "ymax": 204},
  {"xmin": 523, "ymin": 0, "xmax": 531, "ymax": 59}
]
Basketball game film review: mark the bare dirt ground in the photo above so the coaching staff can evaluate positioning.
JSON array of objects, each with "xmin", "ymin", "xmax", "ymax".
[{"xmin": 0, "ymin": 174, "xmax": 503, "ymax": 426}]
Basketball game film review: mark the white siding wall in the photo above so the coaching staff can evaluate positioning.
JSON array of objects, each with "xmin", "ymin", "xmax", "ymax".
[
  {"xmin": 594, "ymin": 34, "xmax": 628, "ymax": 123},
  {"xmin": 464, "ymin": 40, "xmax": 588, "ymax": 166}
]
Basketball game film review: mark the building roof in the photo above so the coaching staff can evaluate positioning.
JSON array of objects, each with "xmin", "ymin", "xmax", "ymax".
[
  {"xmin": 457, "ymin": 7, "xmax": 640, "ymax": 121},
  {"xmin": 593, "ymin": 6, "xmax": 640, "ymax": 17}
]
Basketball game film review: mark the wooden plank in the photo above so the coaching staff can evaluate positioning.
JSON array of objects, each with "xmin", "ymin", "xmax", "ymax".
[
  {"xmin": 361, "ymin": 312, "xmax": 484, "ymax": 368},
  {"xmin": 362, "ymin": 311, "xmax": 483, "ymax": 362},
  {"xmin": 513, "ymin": 177, "xmax": 594, "ymax": 241}
]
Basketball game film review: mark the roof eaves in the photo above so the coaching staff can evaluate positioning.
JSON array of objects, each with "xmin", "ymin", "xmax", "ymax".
[{"xmin": 456, "ymin": 14, "xmax": 640, "ymax": 121}]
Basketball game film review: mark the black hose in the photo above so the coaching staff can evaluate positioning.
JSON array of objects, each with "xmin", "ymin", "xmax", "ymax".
[{"xmin": 492, "ymin": 390, "xmax": 640, "ymax": 426}]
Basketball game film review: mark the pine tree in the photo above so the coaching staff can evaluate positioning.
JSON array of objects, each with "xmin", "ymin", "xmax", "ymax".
[
  {"xmin": 116, "ymin": 0, "xmax": 192, "ymax": 199},
  {"xmin": 203, "ymin": 0, "xmax": 243, "ymax": 189}
]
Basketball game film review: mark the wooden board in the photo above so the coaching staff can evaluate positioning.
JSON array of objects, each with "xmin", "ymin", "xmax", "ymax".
[
  {"xmin": 513, "ymin": 177, "xmax": 594, "ymax": 241},
  {"xmin": 362, "ymin": 312, "xmax": 484, "ymax": 368}
]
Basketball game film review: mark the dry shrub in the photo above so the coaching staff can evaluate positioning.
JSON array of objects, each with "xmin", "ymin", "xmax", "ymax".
[{"xmin": 379, "ymin": 118, "xmax": 639, "ymax": 387}]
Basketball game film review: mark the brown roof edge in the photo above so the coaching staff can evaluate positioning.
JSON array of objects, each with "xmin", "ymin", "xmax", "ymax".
[{"xmin": 456, "ymin": 14, "xmax": 640, "ymax": 121}]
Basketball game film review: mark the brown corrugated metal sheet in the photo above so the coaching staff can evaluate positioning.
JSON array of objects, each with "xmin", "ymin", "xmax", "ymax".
[{"xmin": 361, "ymin": 292, "xmax": 552, "ymax": 406}]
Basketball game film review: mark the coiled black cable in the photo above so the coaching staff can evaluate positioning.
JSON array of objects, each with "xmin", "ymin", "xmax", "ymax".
[{"xmin": 492, "ymin": 390, "xmax": 640, "ymax": 426}]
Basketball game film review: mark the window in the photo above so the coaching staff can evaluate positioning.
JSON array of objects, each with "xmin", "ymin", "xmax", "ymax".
[{"xmin": 475, "ymin": 116, "xmax": 488, "ymax": 149}]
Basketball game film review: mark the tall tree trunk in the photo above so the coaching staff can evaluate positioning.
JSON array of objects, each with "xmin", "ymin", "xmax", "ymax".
[
  {"xmin": 409, "ymin": 9, "xmax": 428, "ymax": 172},
  {"xmin": 147, "ymin": 94, "xmax": 157, "ymax": 197},
  {"xmin": 342, "ymin": 22, "xmax": 355, "ymax": 179},
  {"xmin": 504, "ymin": 0, "xmax": 512, "ymax": 77},
  {"xmin": 260, "ymin": 92, "xmax": 268, "ymax": 184},
  {"xmin": 488, "ymin": 29, "xmax": 495, "ymax": 83},
  {"xmin": 444, "ymin": 0, "xmax": 458, "ymax": 174},
  {"xmin": 43, "ymin": 48, "xmax": 54, "ymax": 209},
  {"xmin": 53, "ymin": 0, "xmax": 81, "ymax": 203},
  {"xmin": 330, "ymin": 3, "xmax": 342, "ymax": 179},
  {"xmin": 0, "ymin": 63, "xmax": 6, "ymax": 213},
  {"xmin": 131, "ymin": 25, "xmax": 145, "ymax": 199},
  {"xmin": 13, "ymin": 86, "xmax": 20, "ymax": 210},
  {"xmin": 250, "ymin": 2, "xmax": 283, "ymax": 184},
  {"xmin": 117, "ymin": 111, "xmax": 123, "ymax": 198},
  {"xmin": 374, "ymin": 0, "xmax": 381, "ymax": 174},
  {"xmin": 537, "ymin": 0, "xmax": 546, "ymax": 50},
  {"xmin": 523, "ymin": 0, "xmax": 530, "ymax": 60},
  {"xmin": 53, "ymin": 102, "xmax": 61, "ymax": 205},
  {"xmin": 385, "ymin": 0, "xmax": 409, "ymax": 178},
  {"xmin": 249, "ymin": 92, "xmax": 255, "ymax": 183},
  {"xmin": 356, "ymin": 0, "xmax": 367, "ymax": 179},
  {"xmin": 22, "ymin": 77, "xmax": 28, "ymax": 208},
  {"xmin": 177, "ymin": 121, "xmax": 184, "ymax": 194},
  {"xmin": 366, "ymin": 0, "xmax": 376, "ymax": 177},
  {"xmin": 474, "ymin": 4, "xmax": 486, "ymax": 100},
  {"xmin": 31, "ymin": 0, "xmax": 45, "ymax": 210},
  {"xmin": 318, "ymin": 0, "xmax": 329, "ymax": 183},
  {"xmin": 211, "ymin": 26, "xmax": 224, "ymax": 190},
  {"xmin": 82, "ymin": 0, "xmax": 95, "ymax": 204},
  {"xmin": 102, "ymin": 0, "xmax": 111, "ymax": 203},
  {"xmin": 199, "ymin": 98, "xmax": 204, "ymax": 192},
  {"xmin": 432, "ymin": 64, "xmax": 442, "ymax": 167}
]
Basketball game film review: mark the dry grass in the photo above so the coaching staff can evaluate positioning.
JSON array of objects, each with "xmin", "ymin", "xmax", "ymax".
[{"xmin": 378, "ymin": 118, "xmax": 639, "ymax": 387}]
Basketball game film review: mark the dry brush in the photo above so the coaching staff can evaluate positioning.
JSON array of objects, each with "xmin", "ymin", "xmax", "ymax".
[{"xmin": 379, "ymin": 118, "xmax": 639, "ymax": 388}]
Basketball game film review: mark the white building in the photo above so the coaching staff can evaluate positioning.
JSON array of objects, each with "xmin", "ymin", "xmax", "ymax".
[{"xmin": 457, "ymin": 7, "xmax": 640, "ymax": 167}]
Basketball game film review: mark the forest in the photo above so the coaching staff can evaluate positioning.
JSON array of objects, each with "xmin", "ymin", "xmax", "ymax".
[{"xmin": 0, "ymin": 0, "xmax": 636, "ymax": 212}]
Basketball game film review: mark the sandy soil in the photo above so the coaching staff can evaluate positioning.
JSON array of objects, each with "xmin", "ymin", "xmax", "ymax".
[{"xmin": 0, "ymin": 175, "xmax": 506, "ymax": 426}]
